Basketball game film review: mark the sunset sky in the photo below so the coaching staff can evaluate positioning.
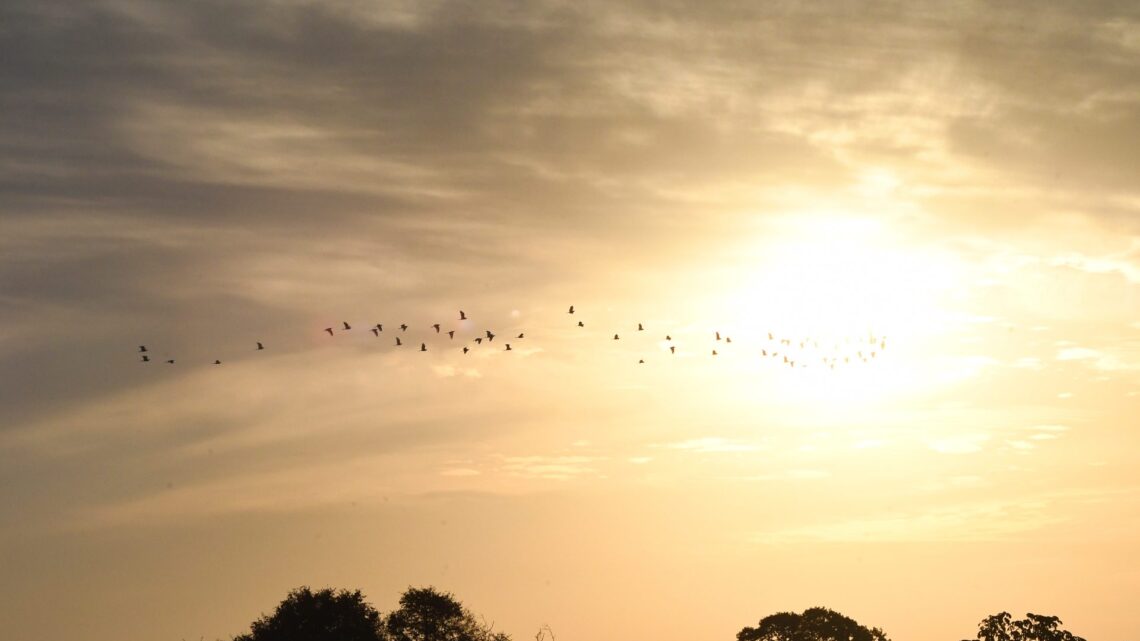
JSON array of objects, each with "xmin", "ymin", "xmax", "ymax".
[{"xmin": 2, "ymin": 1, "xmax": 1139, "ymax": 640}]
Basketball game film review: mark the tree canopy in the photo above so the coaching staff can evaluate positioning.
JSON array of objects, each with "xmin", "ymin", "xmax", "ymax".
[
  {"xmin": 233, "ymin": 586, "xmax": 384, "ymax": 641},
  {"xmin": 963, "ymin": 612, "xmax": 1087, "ymax": 641},
  {"xmin": 737, "ymin": 606, "xmax": 891, "ymax": 641},
  {"xmin": 383, "ymin": 586, "xmax": 511, "ymax": 641}
]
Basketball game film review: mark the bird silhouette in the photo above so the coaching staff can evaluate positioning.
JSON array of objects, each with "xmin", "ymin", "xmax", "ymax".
[
  {"xmin": 638, "ymin": 323, "xmax": 644, "ymax": 331},
  {"xmin": 138, "ymin": 345, "xmax": 148, "ymax": 353},
  {"xmin": 577, "ymin": 321, "xmax": 584, "ymax": 327},
  {"xmin": 716, "ymin": 331, "xmax": 722, "ymax": 341},
  {"xmin": 459, "ymin": 310, "xmax": 467, "ymax": 320},
  {"xmin": 141, "ymin": 355, "xmax": 150, "ymax": 362},
  {"xmin": 712, "ymin": 349, "xmax": 718, "ymax": 356},
  {"xmin": 400, "ymin": 324, "xmax": 408, "ymax": 332},
  {"xmin": 725, "ymin": 337, "xmax": 732, "ymax": 344},
  {"xmin": 487, "ymin": 332, "xmax": 495, "ymax": 342},
  {"xmin": 568, "ymin": 305, "xmax": 575, "ymax": 314},
  {"xmin": 485, "ymin": 330, "xmax": 494, "ymax": 339},
  {"xmin": 639, "ymin": 359, "xmax": 645, "ymax": 364},
  {"xmin": 670, "ymin": 345, "xmax": 676, "ymax": 354},
  {"xmin": 214, "ymin": 360, "xmax": 222, "ymax": 365},
  {"xmin": 474, "ymin": 337, "xmax": 483, "ymax": 344},
  {"xmin": 665, "ymin": 335, "xmax": 672, "ymax": 341},
  {"xmin": 376, "ymin": 324, "xmax": 383, "ymax": 332},
  {"xmin": 517, "ymin": 333, "xmax": 524, "ymax": 339},
  {"xmin": 396, "ymin": 337, "xmax": 403, "ymax": 346},
  {"xmin": 448, "ymin": 330, "xmax": 455, "ymax": 339},
  {"xmin": 420, "ymin": 343, "xmax": 427, "ymax": 352},
  {"xmin": 505, "ymin": 344, "xmax": 512, "ymax": 351},
  {"xmin": 257, "ymin": 342, "xmax": 264, "ymax": 350},
  {"xmin": 324, "ymin": 327, "xmax": 334, "ymax": 336},
  {"xmin": 165, "ymin": 359, "xmax": 174, "ymax": 364},
  {"xmin": 371, "ymin": 328, "xmax": 379, "ymax": 336},
  {"xmin": 432, "ymin": 324, "xmax": 440, "ymax": 333},
  {"xmin": 613, "ymin": 334, "xmax": 620, "ymax": 340},
  {"xmin": 343, "ymin": 322, "xmax": 351, "ymax": 330},
  {"xmin": 462, "ymin": 346, "xmax": 469, "ymax": 354}
]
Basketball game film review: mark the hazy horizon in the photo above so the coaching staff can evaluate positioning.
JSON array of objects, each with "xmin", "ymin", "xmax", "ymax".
[{"xmin": 2, "ymin": 1, "xmax": 1138, "ymax": 640}]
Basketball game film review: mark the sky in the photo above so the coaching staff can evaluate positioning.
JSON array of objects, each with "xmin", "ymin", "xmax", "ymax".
[{"xmin": 1, "ymin": 1, "xmax": 1139, "ymax": 640}]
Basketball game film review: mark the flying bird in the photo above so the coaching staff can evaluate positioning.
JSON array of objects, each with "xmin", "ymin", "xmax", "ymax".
[
  {"xmin": 343, "ymin": 322, "xmax": 351, "ymax": 330},
  {"xmin": 420, "ymin": 343, "xmax": 427, "ymax": 352},
  {"xmin": 376, "ymin": 324, "xmax": 383, "ymax": 332},
  {"xmin": 568, "ymin": 305, "xmax": 575, "ymax": 314},
  {"xmin": 639, "ymin": 359, "xmax": 645, "ymax": 364},
  {"xmin": 462, "ymin": 346, "xmax": 469, "ymax": 354},
  {"xmin": 505, "ymin": 344, "xmax": 512, "ymax": 351},
  {"xmin": 396, "ymin": 337, "xmax": 403, "ymax": 346},
  {"xmin": 670, "ymin": 346, "xmax": 675, "ymax": 354},
  {"xmin": 665, "ymin": 335, "xmax": 671, "ymax": 341},
  {"xmin": 371, "ymin": 328, "xmax": 379, "ymax": 336},
  {"xmin": 432, "ymin": 324, "xmax": 441, "ymax": 333},
  {"xmin": 517, "ymin": 333, "xmax": 524, "ymax": 339},
  {"xmin": 448, "ymin": 330, "xmax": 455, "ymax": 339},
  {"xmin": 140, "ymin": 355, "xmax": 150, "ymax": 362},
  {"xmin": 256, "ymin": 342, "xmax": 264, "ymax": 350},
  {"xmin": 138, "ymin": 345, "xmax": 148, "ymax": 353},
  {"xmin": 400, "ymin": 324, "xmax": 408, "ymax": 332},
  {"xmin": 324, "ymin": 327, "xmax": 334, "ymax": 336},
  {"xmin": 725, "ymin": 337, "xmax": 732, "ymax": 344},
  {"xmin": 474, "ymin": 337, "xmax": 483, "ymax": 344},
  {"xmin": 166, "ymin": 359, "xmax": 174, "ymax": 364},
  {"xmin": 712, "ymin": 350, "xmax": 718, "ymax": 356},
  {"xmin": 459, "ymin": 310, "xmax": 467, "ymax": 320},
  {"xmin": 638, "ymin": 323, "xmax": 644, "ymax": 331},
  {"xmin": 486, "ymin": 332, "xmax": 495, "ymax": 342},
  {"xmin": 614, "ymin": 334, "xmax": 620, "ymax": 340},
  {"xmin": 577, "ymin": 321, "xmax": 584, "ymax": 327},
  {"xmin": 214, "ymin": 360, "xmax": 222, "ymax": 365},
  {"xmin": 716, "ymin": 331, "xmax": 721, "ymax": 341}
]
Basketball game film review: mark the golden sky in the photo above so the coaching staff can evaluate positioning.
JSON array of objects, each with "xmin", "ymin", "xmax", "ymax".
[{"xmin": 2, "ymin": 1, "xmax": 1138, "ymax": 640}]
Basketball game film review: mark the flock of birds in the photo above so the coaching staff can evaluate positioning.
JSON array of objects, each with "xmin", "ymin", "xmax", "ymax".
[{"xmin": 136, "ymin": 305, "xmax": 887, "ymax": 370}]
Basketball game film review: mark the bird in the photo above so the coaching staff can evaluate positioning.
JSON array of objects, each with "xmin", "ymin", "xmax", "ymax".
[
  {"xmin": 613, "ymin": 334, "xmax": 620, "ymax": 340},
  {"xmin": 396, "ymin": 337, "xmax": 403, "ymax": 346},
  {"xmin": 420, "ymin": 343, "xmax": 427, "ymax": 352},
  {"xmin": 761, "ymin": 349, "xmax": 768, "ymax": 356},
  {"xmin": 257, "ymin": 342, "xmax": 264, "ymax": 350},
  {"xmin": 568, "ymin": 305, "xmax": 575, "ymax": 314},
  {"xmin": 474, "ymin": 337, "xmax": 483, "ymax": 344},
  {"xmin": 165, "ymin": 359, "xmax": 174, "ymax": 364},
  {"xmin": 638, "ymin": 323, "xmax": 644, "ymax": 331},
  {"xmin": 459, "ymin": 310, "xmax": 467, "ymax": 320},
  {"xmin": 670, "ymin": 345, "xmax": 676, "ymax": 354},
  {"xmin": 371, "ymin": 328, "xmax": 379, "ymax": 336},
  {"xmin": 376, "ymin": 324, "xmax": 383, "ymax": 332},
  {"xmin": 448, "ymin": 330, "xmax": 455, "ymax": 339},
  {"xmin": 141, "ymin": 355, "xmax": 150, "ymax": 362},
  {"xmin": 462, "ymin": 346, "xmax": 469, "ymax": 354},
  {"xmin": 432, "ymin": 324, "xmax": 441, "ymax": 333},
  {"xmin": 400, "ymin": 324, "xmax": 408, "ymax": 332},
  {"xmin": 665, "ymin": 335, "xmax": 671, "ymax": 341},
  {"xmin": 342, "ymin": 321, "xmax": 351, "ymax": 330},
  {"xmin": 487, "ymin": 332, "xmax": 495, "ymax": 342},
  {"xmin": 577, "ymin": 321, "xmax": 584, "ymax": 327},
  {"xmin": 716, "ymin": 331, "xmax": 722, "ymax": 341},
  {"xmin": 138, "ymin": 345, "xmax": 148, "ymax": 353},
  {"xmin": 505, "ymin": 344, "xmax": 512, "ymax": 351},
  {"xmin": 639, "ymin": 359, "xmax": 645, "ymax": 364},
  {"xmin": 767, "ymin": 332, "xmax": 774, "ymax": 340},
  {"xmin": 725, "ymin": 337, "xmax": 732, "ymax": 344},
  {"xmin": 214, "ymin": 360, "xmax": 222, "ymax": 365},
  {"xmin": 517, "ymin": 333, "xmax": 524, "ymax": 339},
  {"xmin": 712, "ymin": 350, "xmax": 718, "ymax": 356},
  {"xmin": 324, "ymin": 327, "xmax": 334, "ymax": 336}
]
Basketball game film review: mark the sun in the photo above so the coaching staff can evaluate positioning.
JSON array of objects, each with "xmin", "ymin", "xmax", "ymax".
[{"xmin": 712, "ymin": 215, "xmax": 963, "ymax": 406}]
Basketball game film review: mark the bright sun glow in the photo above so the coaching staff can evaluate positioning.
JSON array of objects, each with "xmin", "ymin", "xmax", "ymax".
[{"xmin": 716, "ymin": 215, "xmax": 964, "ymax": 406}]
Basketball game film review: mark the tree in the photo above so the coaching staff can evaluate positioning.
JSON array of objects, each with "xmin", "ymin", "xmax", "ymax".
[
  {"xmin": 963, "ymin": 612, "xmax": 1087, "ymax": 641},
  {"xmin": 737, "ymin": 606, "xmax": 891, "ymax": 641},
  {"xmin": 383, "ymin": 586, "xmax": 511, "ymax": 641},
  {"xmin": 233, "ymin": 586, "xmax": 384, "ymax": 641}
]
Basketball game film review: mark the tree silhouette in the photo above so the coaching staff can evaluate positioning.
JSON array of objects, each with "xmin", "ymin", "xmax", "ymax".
[
  {"xmin": 737, "ymin": 606, "xmax": 891, "ymax": 641},
  {"xmin": 963, "ymin": 612, "xmax": 1087, "ymax": 641},
  {"xmin": 233, "ymin": 586, "xmax": 384, "ymax": 641},
  {"xmin": 383, "ymin": 586, "xmax": 511, "ymax": 641}
]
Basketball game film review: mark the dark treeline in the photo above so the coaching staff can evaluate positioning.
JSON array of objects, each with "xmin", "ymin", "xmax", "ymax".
[{"xmin": 226, "ymin": 585, "xmax": 1087, "ymax": 641}]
